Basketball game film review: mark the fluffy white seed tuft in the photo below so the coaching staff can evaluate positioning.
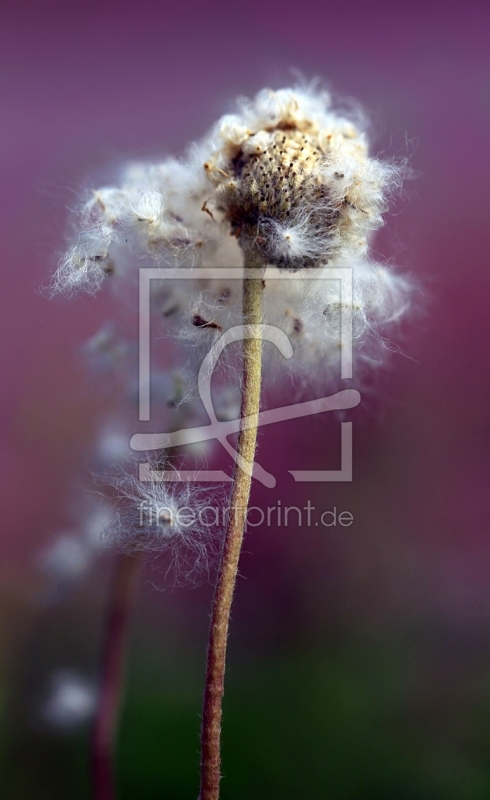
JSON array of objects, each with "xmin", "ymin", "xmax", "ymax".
[
  {"xmin": 39, "ymin": 533, "xmax": 93, "ymax": 581},
  {"xmin": 51, "ymin": 82, "xmax": 413, "ymax": 388},
  {"xmin": 43, "ymin": 671, "xmax": 96, "ymax": 729},
  {"xmin": 104, "ymin": 465, "xmax": 225, "ymax": 584}
]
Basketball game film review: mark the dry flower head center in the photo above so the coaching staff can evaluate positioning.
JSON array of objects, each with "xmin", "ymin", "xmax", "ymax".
[{"xmin": 214, "ymin": 127, "xmax": 339, "ymax": 269}]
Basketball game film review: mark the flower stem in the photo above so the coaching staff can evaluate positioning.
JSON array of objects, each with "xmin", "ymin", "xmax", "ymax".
[
  {"xmin": 91, "ymin": 551, "xmax": 141, "ymax": 800},
  {"xmin": 199, "ymin": 249, "xmax": 265, "ymax": 800}
]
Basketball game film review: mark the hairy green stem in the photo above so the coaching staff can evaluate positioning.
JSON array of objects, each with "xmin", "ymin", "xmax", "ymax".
[{"xmin": 199, "ymin": 250, "xmax": 265, "ymax": 800}]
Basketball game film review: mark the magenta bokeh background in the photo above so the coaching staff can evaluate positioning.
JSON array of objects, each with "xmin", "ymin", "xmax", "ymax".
[{"xmin": 1, "ymin": 0, "xmax": 490, "ymax": 794}]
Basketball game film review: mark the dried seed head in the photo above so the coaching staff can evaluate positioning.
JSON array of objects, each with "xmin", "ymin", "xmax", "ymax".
[
  {"xmin": 51, "ymin": 84, "xmax": 399, "ymax": 292},
  {"xmin": 50, "ymin": 83, "xmax": 413, "ymax": 391},
  {"xmin": 199, "ymin": 86, "xmax": 397, "ymax": 271},
  {"xmin": 220, "ymin": 128, "xmax": 337, "ymax": 269}
]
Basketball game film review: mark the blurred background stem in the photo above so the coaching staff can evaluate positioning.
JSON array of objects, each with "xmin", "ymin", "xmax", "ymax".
[{"xmin": 91, "ymin": 551, "xmax": 141, "ymax": 800}]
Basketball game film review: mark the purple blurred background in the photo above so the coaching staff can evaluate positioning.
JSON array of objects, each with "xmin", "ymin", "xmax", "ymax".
[{"xmin": 2, "ymin": 1, "xmax": 490, "ymax": 797}]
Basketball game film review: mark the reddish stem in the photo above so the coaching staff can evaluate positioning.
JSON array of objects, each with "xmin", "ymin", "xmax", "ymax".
[{"xmin": 91, "ymin": 551, "xmax": 140, "ymax": 800}]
